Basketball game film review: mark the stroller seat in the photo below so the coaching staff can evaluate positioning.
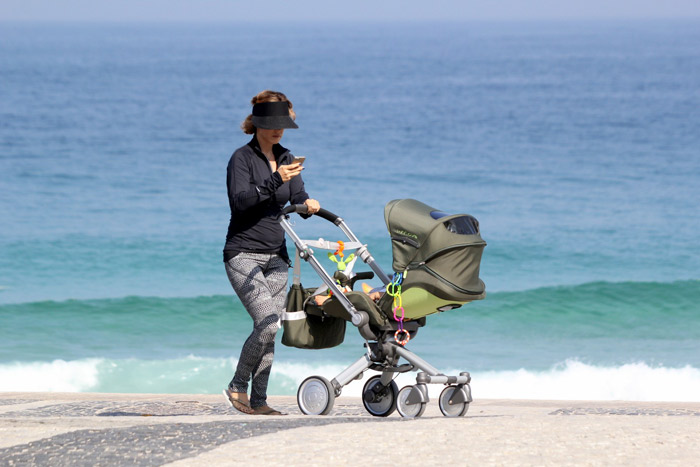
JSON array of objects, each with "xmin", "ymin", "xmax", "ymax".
[
  {"xmin": 310, "ymin": 291, "xmax": 386, "ymax": 326},
  {"xmin": 315, "ymin": 290, "xmax": 426, "ymax": 334}
]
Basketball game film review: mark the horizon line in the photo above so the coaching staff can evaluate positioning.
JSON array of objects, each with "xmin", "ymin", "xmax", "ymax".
[{"xmin": 1, "ymin": 16, "xmax": 700, "ymax": 24}]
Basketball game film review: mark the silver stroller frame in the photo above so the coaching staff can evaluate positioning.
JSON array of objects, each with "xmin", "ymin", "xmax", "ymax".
[{"xmin": 280, "ymin": 205, "xmax": 472, "ymax": 418}]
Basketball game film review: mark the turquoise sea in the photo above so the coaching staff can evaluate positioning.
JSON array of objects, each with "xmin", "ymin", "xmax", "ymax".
[{"xmin": 1, "ymin": 20, "xmax": 699, "ymax": 400}]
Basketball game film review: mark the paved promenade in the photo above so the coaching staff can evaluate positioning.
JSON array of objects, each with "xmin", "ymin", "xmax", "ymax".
[{"xmin": 1, "ymin": 392, "xmax": 699, "ymax": 466}]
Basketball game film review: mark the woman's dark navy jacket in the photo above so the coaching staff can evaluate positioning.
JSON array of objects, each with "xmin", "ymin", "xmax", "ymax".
[{"xmin": 223, "ymin": 136, "xmax": 309, "ymax": 263}]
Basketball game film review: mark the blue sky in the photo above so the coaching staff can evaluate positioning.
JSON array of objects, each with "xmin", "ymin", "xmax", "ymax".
[{"xmin": 1, "ymin": 0, "xmax": 699, "ymax": 22}]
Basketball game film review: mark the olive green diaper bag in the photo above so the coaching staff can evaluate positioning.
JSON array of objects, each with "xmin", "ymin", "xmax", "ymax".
[{"xmin": 281, "ymin": 283, "xmax": 346, "ymax": 349}]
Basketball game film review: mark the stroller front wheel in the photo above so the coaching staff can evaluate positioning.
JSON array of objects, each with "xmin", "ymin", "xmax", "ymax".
[
  {"xmin": 298, "ymin": 376, "xmax": 335, "ymax": 415},
  {"xmin": 396, "ymin": 385, "xmax": 427, "ymax": 418},
  {"xmin": 438, "ymin": 385, "xmax": 470, "ymax": 417}
]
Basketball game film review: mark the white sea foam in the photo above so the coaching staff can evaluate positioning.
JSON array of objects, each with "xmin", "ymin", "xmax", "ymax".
[
  {"xmin": 0, "ymin": 359, "xmax": 101, "ymax": 392},
  {"xmin": 271, "ymin": 359, "xmax": 700, "ymax": 402},
  {"xmin": 1, "ymin": 358, "xmax": 699, "ymax": 402},
  {"xmin": 470, "ymin": 360, "xmax": 700, "ymax": 402}
]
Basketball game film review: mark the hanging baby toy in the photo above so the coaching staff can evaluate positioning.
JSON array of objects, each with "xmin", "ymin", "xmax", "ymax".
[
  {"xmin": 324, "ymin": 240, "xmax": 356, "ymax": 298},
  {"xmin": 386, "ymin": 272, "xmax": 410, "ymax": 346},
  {"xmin": 327, "ymin": 241, "xmax": 355, "ymax": 271}
]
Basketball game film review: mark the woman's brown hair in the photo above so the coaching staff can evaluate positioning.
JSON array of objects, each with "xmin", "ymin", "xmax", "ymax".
[{"xmin": 241, "ymin": 90, "xmax": 296, "ymax": 134}]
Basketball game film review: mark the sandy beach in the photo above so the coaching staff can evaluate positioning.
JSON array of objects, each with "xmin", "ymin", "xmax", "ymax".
[{"xmin": 1, "ymin": 392, "xmax": 698, "ymax": 466}]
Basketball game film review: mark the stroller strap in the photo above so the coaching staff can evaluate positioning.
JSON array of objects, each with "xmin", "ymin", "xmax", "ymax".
[
  {"xmin": 292, "ymin": 248, "xmax": 328, "ymax": 294},
  {"xmin": 292, "ymin": 248, "xmax": 302, "ymax": 286}
]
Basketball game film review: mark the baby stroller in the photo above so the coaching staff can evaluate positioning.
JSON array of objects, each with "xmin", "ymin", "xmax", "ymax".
[{"xmin": 280, "ymin": 199, "xmax": 486, "ymax": 417}]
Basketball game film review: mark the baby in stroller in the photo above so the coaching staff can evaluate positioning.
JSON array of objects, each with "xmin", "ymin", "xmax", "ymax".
[{"xmin": 280, "ymin": 198, "xmax": 486, "ymax": 417}]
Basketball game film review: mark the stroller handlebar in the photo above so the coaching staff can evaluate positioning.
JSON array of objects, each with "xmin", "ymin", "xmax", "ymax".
[{"xmin": 281, "ymin": 204, "xmax": 340, "ymax": 224}]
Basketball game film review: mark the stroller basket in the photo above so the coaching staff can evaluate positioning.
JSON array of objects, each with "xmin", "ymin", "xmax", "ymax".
[{"xmin": 281, "ymin": 284, "xmax": 346, "ymax": 349}]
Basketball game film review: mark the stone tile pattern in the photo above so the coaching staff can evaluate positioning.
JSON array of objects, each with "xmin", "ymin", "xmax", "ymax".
[
  {"xmin": 0, "ymin": 399, "xmax": 383, "ymax": 466},
  {"xmin": 0, "ymin": 400, "xmax": 31, "ymax": 406},
  {"xmin": 0, "ymin": 418, "xmax": 380, "ymax": 466},
  {"xmin": 551, "ymin": 407, "xmax": 700, "ymax": 416},
  {"xmin": 0, "ymin": 400, "xmax": 368, "ymax": 418}
]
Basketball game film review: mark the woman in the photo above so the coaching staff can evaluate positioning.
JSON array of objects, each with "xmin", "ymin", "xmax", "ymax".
[{"xmin": 223, "ymin": 90, "xmax": 320, "ymax": 415}]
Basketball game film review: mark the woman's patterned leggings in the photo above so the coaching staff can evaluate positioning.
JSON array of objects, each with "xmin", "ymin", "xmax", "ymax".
[{"xmin": 225, "ymin": 252, "xmax": 289, "ymax": 408}]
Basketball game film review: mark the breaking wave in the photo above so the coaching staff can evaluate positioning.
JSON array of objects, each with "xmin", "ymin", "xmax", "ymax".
[{"xmin": 2, "ymin": 357, "xmax": 699, "ymax": 402}]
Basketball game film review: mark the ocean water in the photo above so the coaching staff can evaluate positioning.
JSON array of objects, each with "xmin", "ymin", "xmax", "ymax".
[{"xmin": 1, "ymin": 20, "xmax": 699, "ymax": 401}]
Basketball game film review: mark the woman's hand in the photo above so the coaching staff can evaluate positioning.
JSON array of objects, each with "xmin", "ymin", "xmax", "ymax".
[
  {"xmin": 276, "ymin": 162, "xmax": 303, "ymax": 183},
  {"xmin": 304, "ymin": 198, "xmax": 321, "ymax": 214}
]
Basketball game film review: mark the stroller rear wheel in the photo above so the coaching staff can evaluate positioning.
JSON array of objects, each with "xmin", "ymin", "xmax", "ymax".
[
  {"xmin": 298, "ymin": 376, "xmax": 335, "ymax": 415},
  {"xmin": 438, "ymin": 385, "xmax": 469, "ymax": 417},
  {"xmin": 362, "ymin": 375, "xmax": 398, "ymax": 417}
]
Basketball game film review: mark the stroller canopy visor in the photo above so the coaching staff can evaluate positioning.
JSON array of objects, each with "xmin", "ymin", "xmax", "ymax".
[{"xmin": 384, "ymin": 198, "xmax": 484, "ymax": 272}]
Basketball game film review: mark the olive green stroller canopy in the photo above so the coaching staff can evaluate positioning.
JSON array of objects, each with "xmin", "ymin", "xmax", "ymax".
[{"xmin": 382, "ymin": 199, "xmax": 486, "ymax": 319}]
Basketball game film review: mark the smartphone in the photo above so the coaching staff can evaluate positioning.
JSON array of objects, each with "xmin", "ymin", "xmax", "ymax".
[{"xmin": 292, "ymin": 156, "xmax": 306, "ymax": 165}]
